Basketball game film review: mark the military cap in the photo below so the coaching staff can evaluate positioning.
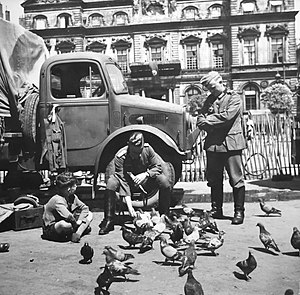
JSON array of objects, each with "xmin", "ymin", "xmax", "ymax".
[{"xmin": 200, "ymin": 71, "xmax": 221, "ymax": 86}]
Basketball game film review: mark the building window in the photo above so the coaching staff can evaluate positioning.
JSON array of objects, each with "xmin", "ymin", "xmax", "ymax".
[
  {"xmin": 208, "ymin": 4, "xmax": 222, "ymax": 18},
  {"xmin": 33, "ymin": 15, "xmax": 47, "ymax": 29},
  {"xmin": 244, "ymin": 84, "xmax": 258, "ymax": 110},
  {"xmin": 243, "ymin": 39, "xmax": 256, "ymax": 65},
  {"xmin": 240, "ymin": 0, "xmax": 257, "ymax": 14},
  {"xmin": 269, "ymin": 0, "xmax": 283, "ymax": 12},
  {"xmin": 116, "ymin": 49, "xmax": 128, "ymax": 73},
  {"xmin": 182, "ymin": 6, "xmax": 198, "ymax": 20},
  {"xmin": 144, "ymin": 36, "xmax": 167, "ymax": 62},
  {"xmin": 151, "ymin": 47, "xmax": 162, "ymax": 62},
  {"xmin": 271, "ymin": 37, "xmax": 283, "ymax": 63},
  {"xmin": 112, "ymin": 12, "xmax": 128, "ymax": 26},
  {"xmin": 212, "ymin": 43, "xmax": 224, "ymax": 69},
  {"xmin": 89, "ymin": 13, "xmax": 104, "ymax": 27},
  {"xmin": 186, "ymin": 45, "xmax": 198, "ymax": 69},
  {"xmin": 57, "ymin": 13, "xmax": 72, "ymax": 28}
]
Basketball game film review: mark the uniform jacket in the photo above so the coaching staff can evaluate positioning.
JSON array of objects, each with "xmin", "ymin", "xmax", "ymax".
[
  {"xmin": 113, "ymin": 143, "xmax": 163, "ymax": 196},
  {"xmin": 43, "ymin": 194, "xmax": 89, "ymax": 227},
  {"xmin": 196, "ymin": 90, "xmax": 246, "ymax": 152}
]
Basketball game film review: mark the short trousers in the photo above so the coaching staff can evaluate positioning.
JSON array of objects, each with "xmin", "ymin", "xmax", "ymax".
[{"xmin": 42, "ymin": 224, "xmax": 71, "ymax": 242}]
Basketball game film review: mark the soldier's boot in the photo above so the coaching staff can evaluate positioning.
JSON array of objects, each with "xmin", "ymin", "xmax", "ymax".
[
  {"xmin": 232, "ymin": 186, "xmax": 245, "ymax": 225},
  {"xmin": 98, "ymin": 190, "xmax": 116, "ymax": 235},
  {"xmin": 209, "ymin": 186, "xmax": 223, "ymax": 219},
  {"xmin": 158, "ymin": 187, "xmax": 171, "ymax": 216}
]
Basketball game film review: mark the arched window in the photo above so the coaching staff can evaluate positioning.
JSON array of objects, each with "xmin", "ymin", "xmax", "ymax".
[
  {"xmin": 57, "ymin": 13, "xmax": 72, "ymax": 28},
  {"xmin": 243, "ymin": 84, "xmax": 259, "ymax": 110},
  {"xmin": 88, "ymin": 13, "xmax": 104, "ymax": 27},
  {"xmin": 208, "ymin": 4, "xmax": 222, "ymax": 18},
  {"xmin": 186, "ymin": 86, "xmax": 201, "ymax": 100},
  {"xmin": 182, "ymin": 6, "xmax": 199, "ymax": 20},
  {"xmin": 240, "ymin": 0, "xmax": 258, "ymax": 14},
  {"xmin": 33, "ymin": 15, "xmax": 47, "ymax": 30},
  {"xmin": 112, "ymin": 12, "xmax": 128, "ymax": 26}
]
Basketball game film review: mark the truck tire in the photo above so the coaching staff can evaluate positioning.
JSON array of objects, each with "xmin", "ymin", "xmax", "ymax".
[
  {"xmin": 22, "ymin": 92, "xmax": 39, "ymax": 155},
  {"xmin": 105, "ymin": 159, "xmax": 175, "ymax": 209}
]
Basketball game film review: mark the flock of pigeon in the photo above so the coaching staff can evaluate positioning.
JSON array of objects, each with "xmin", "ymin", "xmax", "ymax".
[{"xmin": 79, "ymin": 199, "xmax": 300, "ymax": 295}]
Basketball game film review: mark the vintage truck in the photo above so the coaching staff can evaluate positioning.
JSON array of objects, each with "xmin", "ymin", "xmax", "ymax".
[{"xmin": 0, "ymin": 20, "xmax": 196, "ymax": 206}]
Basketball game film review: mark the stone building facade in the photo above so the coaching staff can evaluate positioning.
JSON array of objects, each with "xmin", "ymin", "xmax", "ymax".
[{"xmin": 21, "ymin": 0, "xmax": 298, "ymax": 112}]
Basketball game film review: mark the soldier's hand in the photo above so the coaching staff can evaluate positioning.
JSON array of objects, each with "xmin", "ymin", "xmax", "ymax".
[{"xmin": 134, "ymin": 172, "xmax": 148, "ymax": 185}]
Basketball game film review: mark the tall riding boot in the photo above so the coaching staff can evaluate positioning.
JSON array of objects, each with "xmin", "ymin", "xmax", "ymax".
[
  {"xmin": 210, "ymin": 186, "xmax": 223, "ymax": 219},
  {"xmin": 98, "ymin": 190, "xmax": 116, "ymax": 235},
  {"xmin": 158, "ymin": 187, "xmax": 171, "ymax": 216},
  {"xmin": 232, "ymin": 186, "xmax": 245, "ymax": 225}
]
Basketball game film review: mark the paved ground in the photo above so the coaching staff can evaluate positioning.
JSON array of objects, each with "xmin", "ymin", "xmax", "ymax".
[{"xmin": 0, "ymin": 199, "xmax": 300, "ymax": 295}]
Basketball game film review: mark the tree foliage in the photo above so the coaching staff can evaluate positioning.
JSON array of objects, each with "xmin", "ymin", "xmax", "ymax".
[{"xmin": 261, "ymin": 83, "xmax": 294, "ymax": 114}]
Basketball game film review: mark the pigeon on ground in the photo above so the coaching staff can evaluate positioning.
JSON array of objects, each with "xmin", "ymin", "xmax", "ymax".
[
  {"xmin": 104, "ymin": 245, "xmax": 134, "ymax": 262},
  {"xmin": 236, "ymin": 251, "xmax": 257, "ymax": 280},
  {"xmin": 183, "ymin": 217, "xmax": 194, "ymax": 236},
  {"xmin": 133, "ymin": 210, "xmax": 153, "ymax": 229},
  {"xmin": 80, "ymin": 242, "xmax": 94, "ymax": 264},
  {"xmin": 258, "ymin": 198, "xmax": 281, "ymax": 216},
  {"xmin": 290, "ymin": 227, "xmax": 300, "ymax": 256},
  {"xmin": 256, "ymin": 223, "xmax": 280, "ymax": 252},
  {"xmin": 96, "ymin": 264, "xmax": 113, "ymax": 291},
  {"xmin": 178, "ymin": 240, "xmax": 198, "ymax": 277},
  {"xmin": 182, "ymin": 204, "xmax": 195, "ymax": 217},
  {"xmin": 159, "ymin": 236, "xmax": 184, "ymax": 263},
  {"xmin": 170, "ymin": 222, "xmax": 184, "ymax": 245},
  {"xmin": 196, "ymin": 230, "xmax": 225, "ymax": 255},
  {"xmin": 106, "ymin": 259, "xmax": 140, "ymax": 280},
  {"xmin": 184, "ymin": 268, "xmax": 204, "ymax": 295},
  {"xmin": 183, "ymin": 224, "xmax": 201, "ymax": 244},
  {"xmin": 150, "ymin": 207, "xmax": 161, "ymax": 225},
  {"xmin": 140, "ymin": 222, "xmax": 166, "ymax": 253},
  {"xmin": 121, "ymin": 226, "xmax": 144, "ymax": 248},
  {"xmin": 198, "ymin": 211, "xmax": 219, "ymax": 234},
  {"xmin": 0, "ymin": 243, "xmax": 10, "ymax": 252},
  {"xmin": 185, "ymin": 240, "xmax": 197, "ymax": 268}
]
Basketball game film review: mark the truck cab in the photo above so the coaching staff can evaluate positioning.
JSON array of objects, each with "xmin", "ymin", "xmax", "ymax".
[{"xmin": 38, "ymin": 52, "xmax": 194, "ymax": 182}]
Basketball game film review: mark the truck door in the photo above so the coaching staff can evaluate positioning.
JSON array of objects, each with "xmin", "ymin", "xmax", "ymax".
[{"xmin": 41, "ymin": 60, "xmax": 109, "ymax": 169}]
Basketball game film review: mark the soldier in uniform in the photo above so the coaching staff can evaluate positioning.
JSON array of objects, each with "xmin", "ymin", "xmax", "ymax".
[
  {"xmin": 98, "ymin": 131, "xmax": 173, "ymax": 235},
  {"xmin": 197, "ymin": 71, "xmax": 246, "ymax": 225}
]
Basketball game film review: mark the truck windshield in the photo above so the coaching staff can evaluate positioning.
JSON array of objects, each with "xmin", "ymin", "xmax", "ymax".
[{"xmin": 106, "ymin": 63, "xmax": 128, "ymax": 94}]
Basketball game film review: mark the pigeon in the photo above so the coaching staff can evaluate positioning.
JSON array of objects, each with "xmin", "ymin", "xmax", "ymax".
[
  {"xmin": 96, "ymin": 264, "xmax": 113, "ymax": 291},
  {"xmin": 258, "ymin": 198, "xmax": 281, "ymax": 216},
  {"xmin": 133, "ymin": 210, "xmax": 153, "ymax": 229},
  {"xmin": 159, "ymin": 236, "xmax": 184, "ymax": 263},
  {"xmin": 291, "ymin": 227, "xmax": 300, "ymax": 256},
  {"xmin": 198, "ymin": 211, "xmax": 219, "ymax": 234},
  {"xmin": 184, "ymin": 268, "xmax": 204, "ymax": 295},
  {"xmin": 150, "ymin": 207, "xmax": 161, "ymax": 225},
  {"xmin": 256, "ymin": 223, "xmax": 280, "ymax": 252},
  {"xmin": 104, "ymin": 245, "xmax": 134, "ymax": 262},
  {"xmin": 185, "ymin": 240, "xmax": 197, "ymax": 268},
  {"xmin": 106, "ymin": 259, "xmax": 140, "ymax": 280},
  {"xmin": 140, "ymin": 222, "xmax": 166, "ymax": 253},
  {"xmin": 196, "ymin": 230, "xmax": 225, "ymax": 255},
  {"xmin": 121, "ymin": 226, "xmax": 144, "ymax": 248},
  {"xmin": 183, "ymin": 217, "xmax": 194, "ymax": 236},
  {"xmin": 80, "ymin": 242, "xmax": 94, "ymax": 264},
  {"xmin": 183, "ymin": 224, "xmax": 200, "ymax": 244},
  {"xmin": 284, "ymin": 289, "xmax": 294, "ymax": 295},
  {"xmin": 170, "ymin": 222, "xmax": 184, "ymax": 245},
  {"xmin": 0, "ymin": 243, "xmax": 10, "ymax": 253},
  {"xmin": 236, "ymin": 251, "xmax": 257, "ymax": 280},
  {"xmin": 178, "ymin": 241, "xmax": 197, "ymax": 277},
  {"xmin": 182, "ymin": 204, "xmax": 195, "ymax": 217}
]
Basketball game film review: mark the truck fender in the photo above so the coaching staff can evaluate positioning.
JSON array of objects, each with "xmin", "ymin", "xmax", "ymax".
[{"xmin": 93, "ymin": 125, "xmax": 185, "ymax": 191}]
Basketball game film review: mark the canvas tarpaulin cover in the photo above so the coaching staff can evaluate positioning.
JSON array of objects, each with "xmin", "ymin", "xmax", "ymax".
[{"xmin": 0, "ymin": 18, "xmax": 48, "ymax": 117}]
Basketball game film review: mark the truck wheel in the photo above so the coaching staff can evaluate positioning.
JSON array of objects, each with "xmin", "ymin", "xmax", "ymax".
[
  {"xmin": 105, "ymin": 159, "xmax": 175, "ymax": 209},
  {"xmin": 22, "ymin": 92, "xmax": 39, "ymax": 154}
]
